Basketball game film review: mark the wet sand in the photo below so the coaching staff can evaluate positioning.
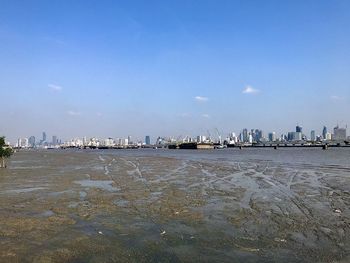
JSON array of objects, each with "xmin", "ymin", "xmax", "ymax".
[{"xmin": 0, "ymin": 149, "xmax": 349, "ymax": 262}]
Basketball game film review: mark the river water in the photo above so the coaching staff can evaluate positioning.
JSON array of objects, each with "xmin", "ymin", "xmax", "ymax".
[{"xmin": 0, "ymin": 148, "xmax": 349, "ymax": 262}]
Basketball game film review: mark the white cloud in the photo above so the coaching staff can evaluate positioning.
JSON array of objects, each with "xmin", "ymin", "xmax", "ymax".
[
  {"xmin": 48, "ymin": 84, "xmax": 62, "ymax": 92},
  {"xmin": 201, "ymin": 114, "xmax": 210, "ymax": 118},
  {"xmin": 67, "ymin": 110, "xmax": 81, "ymax": 116},
  {"xmin": 194, "ymin": 96, "xmax": 209, "ymax": 102},
  {"xmin": 179, "ymin": 113, "xmax": 190, "ymax": 117},
  {"xmin": 330, "ymin": 95, "xmax": 342, "ymax": 101},
  {"xmin": 242, "ymin": 85, "xmax": 259, "ymax": 94}
]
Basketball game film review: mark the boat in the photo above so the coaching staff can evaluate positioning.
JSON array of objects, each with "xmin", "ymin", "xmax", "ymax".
[
  {"xmin": 168, "ymin": 144, "xmax": 178, "ymax": 149},
  {"xmin": 197, "ymin": 143, "xmax": 214, "ymax": 149},
  {"xmin": 178, "ymin": 142, "xmax": 197, "ymax": 149}
]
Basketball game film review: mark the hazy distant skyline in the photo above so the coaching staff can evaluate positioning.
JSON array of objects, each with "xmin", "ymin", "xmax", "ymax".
[{"xmin": 1, "ymin": 0, "xmax": 349, "ymax": 143}]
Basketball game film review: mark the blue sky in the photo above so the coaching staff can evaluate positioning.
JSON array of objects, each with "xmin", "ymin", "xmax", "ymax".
[{"xmin": 1, "ymin": 0, "xmax": 349, "ymax": 142}]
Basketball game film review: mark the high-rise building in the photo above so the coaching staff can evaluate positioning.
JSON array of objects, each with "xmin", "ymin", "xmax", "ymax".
[
  {"xmin": 52, "ymin": 136, "xmax": 57, "ymax": 145},
  {"xmin": 288, "ymin": 132, "xmax": 302, "ymax": 141},
  {"xmin": 310, "ymin": 130, "xmax": 316, "ymax": 141},
  {"xmin": 17, "ymin": 138, "xmax": 29, "ymax": 148},
  {"xmin": 145, "ymin": 135, "xmax": 151, "ymax": 145},
  {"xmin": 248, "ymin": 134, "xmax": 253, "ymax": 143},
  {"xmin": 28, "ymin": 136, "xmax": 36, "ymax": 147},
  {"xmin": 322, "ymin": 126, "xmax": 327, "ymax": 139},
  {"xmin": 268, "ymin": 132, "xmax": 276, "ymax": 142},
  {"xmin": 197, "ymin": 135, "xmax": 207, "ymax": 143},
  {"xmin": 296, "ymin": 125, "xmax": 302, "ymax": 133},
  {"xmin": 333, "ymin": 126, "xmax": 347, "ymax": 140},
  {"xmin": 242, "ymin": 129, "xmax": 248, "ymax": 142},
  {"xmin": 254, "ymin": 129, "xmax": 263, "ymax": 142}
]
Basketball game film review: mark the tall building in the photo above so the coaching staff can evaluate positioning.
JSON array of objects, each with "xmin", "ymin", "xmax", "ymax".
[
  {"xmin": 268, "ymin": 132, "xmax": 276, "ymax": 142},
  {"xmin": 333, "ymin": 126, "xmax": 347, "ymax": 140},
  {"xmin": 322, "ymin": 126, "xmax": 327, "ymax": 139},
  {"xmin": 28, "ymin": 136, "xmax": 36, "ymax": 147},
  {"xmin": 254, "ymin": 129, "xmax": 263, "ymax": 142},
  {"xmin": 288, "ymin": 132, "xmax": 302, "ymax": 141},
  {"xmin": 17, "ymin": 138, "xmax": 29, "ymax": 148},
  {"xmin": 52, "ymin": 136, "xmax": 57, "ymax": 145},
  {"xmin": 242, "ymin": 129, "xmax": 248, "ymax": 142},
  {"xmin": 310, "ymin": 130, "xmax": 316, "ymax": 141},
  {"xmin": 145, "ymin": 135, "xmax": 151, "ymax": 145},
  {"xmin": 296, "ymin": 125, "xmax": 302, "ymax": 133},
  {"xmin": 40, "ymin": 131, "xmax": 47, "ymax": 145}
]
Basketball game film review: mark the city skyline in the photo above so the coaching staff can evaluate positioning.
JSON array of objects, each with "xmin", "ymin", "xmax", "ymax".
[
  {"xmin": 11, "ymin": 123, "xmax": 348, "ymax": 147},
  {"xmin": 1, "ymin": 1, "xmax": 350, "ymax": 142}
]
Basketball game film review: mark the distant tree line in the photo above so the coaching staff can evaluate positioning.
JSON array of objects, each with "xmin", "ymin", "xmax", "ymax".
[{"xmin": 0, "ymin": 137, "xmax": 13, "ymax": 168}]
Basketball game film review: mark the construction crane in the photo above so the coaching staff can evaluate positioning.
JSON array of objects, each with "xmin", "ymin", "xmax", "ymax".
[
  {"xmin": 207, "ymin": 130, "xmax": 212, "ymax": 142},
  {"xmin": 215, "ymin": 128, "xmax": 222, "ymax": 144}
]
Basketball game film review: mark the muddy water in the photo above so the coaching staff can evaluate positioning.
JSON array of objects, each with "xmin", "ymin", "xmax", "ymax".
[{"xmin": 0, "ymin": 148, "xmax": 349, "ymax": 262}]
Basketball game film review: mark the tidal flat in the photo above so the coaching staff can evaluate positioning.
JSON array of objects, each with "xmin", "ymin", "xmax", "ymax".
[{"xmin": 0, "ymin": 149, "xmax": 349, "ymax": 262}]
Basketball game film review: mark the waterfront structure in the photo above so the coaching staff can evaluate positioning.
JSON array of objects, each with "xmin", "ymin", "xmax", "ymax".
[{"xmin": 102, "ymin": 138, "xmax": 114, "ymax": 147}]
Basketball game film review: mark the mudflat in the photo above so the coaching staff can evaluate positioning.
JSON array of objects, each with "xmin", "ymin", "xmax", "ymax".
[{"xmin": 0, "ymin": 149, "xmax": 349, "ymax": 262}]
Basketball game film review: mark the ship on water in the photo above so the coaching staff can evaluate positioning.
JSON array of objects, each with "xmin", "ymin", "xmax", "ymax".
[{"xmin": 178, "ymin": 142, "xmax": 214, "ymax": 150}]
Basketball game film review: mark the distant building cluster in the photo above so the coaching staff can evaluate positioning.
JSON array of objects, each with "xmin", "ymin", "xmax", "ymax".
[
  {"xmin": 14, "ymin": 133, "xmax": 153, "ymax": 149},
  {"xmin": 222, "ymin": 125, "xmax": 347, "ymax": 145},
  {"xmin": 12, "ymin": 124, "xmax": 349, "ymax": 149},
  {"xmin": 159, "ymin": 124, "xmax": 348, "ymax": 146},
  {"xmin": 15, "ymin": 132, "xmax": 61, "ymax": 149},
  {"xmin": 62, "ymin": 135, "xmax": 152, "ymax": 148}
]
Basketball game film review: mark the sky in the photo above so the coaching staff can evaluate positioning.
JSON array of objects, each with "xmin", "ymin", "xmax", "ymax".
[{"xmin": 0, "ymin": 0, "xmax": 349, "ymax": 143}]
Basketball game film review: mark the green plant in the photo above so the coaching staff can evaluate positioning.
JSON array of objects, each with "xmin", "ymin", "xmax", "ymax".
[{"xmin": 0, "ymin": 136, "xmax": 13, "ymax": 168}]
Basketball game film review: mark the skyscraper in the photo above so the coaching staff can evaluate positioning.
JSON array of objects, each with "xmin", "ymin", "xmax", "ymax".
[
  {"xmin": 310, "ymin": 130, "xmax": 316, "ymax": 141},
  {"xmin": 254, "ymin": 129, "xmax": 263, "ymax": 142},
  {"xmin": 242, "ymin": 129, "xmax": 248, "ymax": 142},
  {"xmin": 52, "ymin": 136, "xmax": 57, "ymax": 145},
  {"xmin": 296, "ymin": 125, "xmax": 302, "ymax": 133},
  {"xmin": 333, "ymin": 126, "xmax": 347, "ymax": 140},
  {"xmin": 322, "ymin": 126, "xmax": 327, "ymax": 139},
  {"xmin": 268, "ymin": 132, "xmax": 276, "ymax": 142},
  {"xmin": 145, "ymin": 136, "xmax": 151, "ymax": 145},
  {"xmin": 28, "ymin": 136, "xmax": 36, "ymax": 147}
]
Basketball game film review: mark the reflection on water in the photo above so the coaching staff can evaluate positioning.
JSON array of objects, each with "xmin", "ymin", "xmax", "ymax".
[{"xmin": 0, "ymin": 148, "xmax": 349, "ymax": 262}]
